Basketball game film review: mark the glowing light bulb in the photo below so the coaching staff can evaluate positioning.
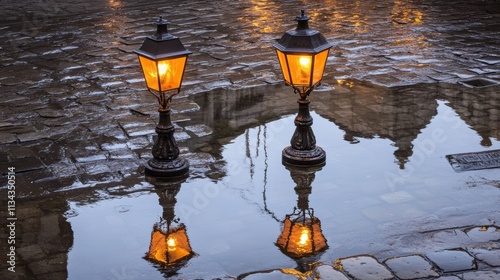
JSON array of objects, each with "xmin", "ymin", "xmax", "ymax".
[
  {"xmin": 299, "ymin": 56, "xmax": 311, "ymax": 68},
  {"xmin": 296, "ymin": 56, "xmax": 312, "ymax": 84},
  {"xmin": 158, "ymin": 62, "xmax": 169, "ymax": 77}
]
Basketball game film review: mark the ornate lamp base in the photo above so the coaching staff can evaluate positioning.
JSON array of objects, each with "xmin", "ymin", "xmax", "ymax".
[
  {"xmin": 282, "ymin": 97, "xmax": 326, "ymax": 166},
  {"xmin": 145, "ymin": 157, "xmax": 189, "ymax": 178},
  {"xmin": 282, "ymin": 146, "xmax": 326, "ymax": 166},
  {"xmin": 145, "ymin": 107, "xmax": 189, "ymax": 179}
]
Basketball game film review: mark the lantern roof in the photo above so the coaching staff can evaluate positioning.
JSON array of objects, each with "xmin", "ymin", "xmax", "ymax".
[
  {"xmin": 273, "ymin": 10, "xmax": 333, "ymax": 54},
  {"xmin": 134, "ymin": 17, "xmax": 192, "ymax": 60}
]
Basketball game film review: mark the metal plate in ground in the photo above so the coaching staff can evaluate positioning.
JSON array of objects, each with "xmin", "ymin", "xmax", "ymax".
[{"xmin": 446, "ymin": 149, "xmax": 500, "ymax": 172}]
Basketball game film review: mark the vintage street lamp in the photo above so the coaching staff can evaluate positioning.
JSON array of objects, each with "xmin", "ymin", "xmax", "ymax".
[
  {"xmin": 145, "ymin": 177, "xmax": 195, "ymax": 276},
  {"xmin": 276, "ymin": 164, "xmax": 328, "ymax": 267},
  {"xmin": 134, "ymin": 17, "xmax": 191, "ymax": 177},
  {"xmin": 274, "ymin": 10, "xmax": 333, "ymax": 166}
]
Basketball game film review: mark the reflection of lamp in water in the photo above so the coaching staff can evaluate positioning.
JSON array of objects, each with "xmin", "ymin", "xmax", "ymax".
[
  {"xmin": 276, "ymin": 164, "xmax": 328, "ymax": 270},
  {"xmin": 145, "ymin": 177, "xmax": 195, "ymax": 275}
]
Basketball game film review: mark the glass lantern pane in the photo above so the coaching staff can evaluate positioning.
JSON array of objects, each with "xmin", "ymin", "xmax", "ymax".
[
  {"xmin": 286, "ymin": 54, "xmax": 313, "ymax": 87},
  {"xmin": 276, "ymin": 50, "xmax": 291, "ymax": 85},
  {"xmin": 138, "ymin": 56, "xmax": 161, "ymax": 92},
  {"xmin": 157, "ymin": 56, "xmax": 187, "ymax": 92},
  {"xmin": 312, "ymin": 49, "xmax": 330, "ymax": 86}
]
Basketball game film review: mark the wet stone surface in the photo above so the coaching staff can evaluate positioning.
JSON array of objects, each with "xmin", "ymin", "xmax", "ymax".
[
  {"xmin": 0, "ymin": 132, "xmax": 17, "ymax": 144},
  {"xmin": 464, "ymin": 226, "xmax": 500, "ymax": 243},
  {"xmin": 426, "ymin": 249, "xmax": 477, "ymax": 273},
  {"xmin": 184, "ymin": 124, "xmax": 213, "ymax": 138},
  {"xmin": 384, "ymin": 255, "xmax": 439, "ymax": 279},
  {"xmin": 459, "ymin": 269, "xmax": 500, "ymax": 280},
  {"xmin": 468, "ymin": 242, "xmax": 500, "ymax": 267},
  {"xmin": 240, "ymin": 270, "xmax": 300, "ymax": 280},
  {"xmin": 340, "ymin": 255, "xmax": 394, "ymax": 280},
  {"xmin": 314, "ymin": 265, "xmax": 350, "ymax": 280}
]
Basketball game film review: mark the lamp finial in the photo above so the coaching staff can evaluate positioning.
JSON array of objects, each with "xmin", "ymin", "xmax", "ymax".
[
  {"xmin": 295, "ymin": 10, "xmax": 310, "ymax": 30},
  {"xmin": 154, "ymin": 16, "xmax": 169, "ymax": 39}
]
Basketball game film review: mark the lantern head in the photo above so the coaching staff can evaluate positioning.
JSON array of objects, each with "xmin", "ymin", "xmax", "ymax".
[
  {"xmin": 134, "ymin": 17, "xmax": 192, "ymax": 94},
  {"xmin": 273, "ymin": 10, "xmax": 333, "ymax": 95}
]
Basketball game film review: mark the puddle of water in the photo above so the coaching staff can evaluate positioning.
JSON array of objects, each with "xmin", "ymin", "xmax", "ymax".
[
  {"xmin": 11, "ymin": 82, "xmax": 499, "ymax": 279},
  {"xmin": 66, "ymin": 100, "xmax": 499, "ymax": 278}
]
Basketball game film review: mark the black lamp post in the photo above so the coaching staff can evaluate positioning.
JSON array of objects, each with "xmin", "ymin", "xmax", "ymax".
[
  {"xmin": 134, "ymin": 17, "xmax": 191, "ymax": 178},
  {"xmin": 274, "ymin": 10, "xmax": 333, "ymax": 166}
]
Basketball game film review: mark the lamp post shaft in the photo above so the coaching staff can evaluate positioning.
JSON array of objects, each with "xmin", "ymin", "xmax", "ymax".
[
  {"xmin": 152, "ymin": 108, "xmax": 179, "ymax": 160},
  {"xmin": 282, "ymin": 98, "xmax": 326, "ymax": 166},
  {"xmin": 145, "ymin": 108, "xmax": 189, "ymax": 178},
  {"xmin": 290, "ymin": 99, "xmax": 316, "ymax": 150}
]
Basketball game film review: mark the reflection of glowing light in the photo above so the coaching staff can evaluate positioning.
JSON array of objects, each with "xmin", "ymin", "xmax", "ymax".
[
  {"xmin": 276, "ymin": 215, "xmax": 327, "ymax": 258},
  {"xmin": 392, "ymin": 35, "xmax": 430, "ymax": 52},
  {"xmin": 299, "ymin": 229, "xmax": 309, "ymax": 245},
  {"xmin": 392, "ymin": 1, "xmax": 424, "ymax": 25},
  {"xmin": 337, "ymin": 79, "xmax": 355, "ymax": 87},
  {"xmin": 414, "ymin": 11, "xmax": 423, "ymax": 24},
  {"xmin": 167, "ymin": 237, "xmax": 176, "ymax": 249},
  {"xmin": 147, "ymin": 226, "xmax": 194, "ymax": 266},
  {"xmin": 334, "ymin": 259, "xmax": 343, "ymax": 271},
  {"xmin": 109, "ymin": 0, "xmax": 122, "ymax": 8},
  {"xmin": 236, "ymin": 0, "xmax": 280, "ymax": 34}
]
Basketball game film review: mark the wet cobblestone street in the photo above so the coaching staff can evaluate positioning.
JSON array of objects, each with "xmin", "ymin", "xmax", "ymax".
[
  {"xmin": 1, "ymin": 0, "xmax": 499, "ymax": 195},
  {"xmin": 0, "ymin": 0, "xmax": 499, "ymax": 279}
]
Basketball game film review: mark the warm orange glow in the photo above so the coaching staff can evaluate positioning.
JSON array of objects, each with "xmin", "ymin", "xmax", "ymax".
[
  {"xmin": 147, "ymin": 227, "xmax": 193, "ymax": 265},
  {"xmin": 276, "ymin": 217, "xmax": 327, "ymax": 258},
  {"xmin": 299, "ymin": 228, "xmax": 310, "ymax": 245},
  {"xmin": 287, "ymin": 54, "xmax": 313, "ymax": 86},
  {"xmin": 392, "ymin": 1, "xmax": 424, "ymax": 25},
  {"xmin": 108, "ymin": 0, "xmax": 122, "ymax": 8},
  {"xmin": 312, "ymin": 49, "xmax": 329, "ymax": 86},
  {"xmin": 336, "ymin": 79, "xmax": 355, "ymax": 88},
  {"xmin": 276, "ymin": 50, "xmax": 291, "ymax": 85},
  {"xmin": 275, "ymin": 49, "xmax": 329, "ymax": 90},
  {"xmin": 239, "ymin": 1, "xmax": 280, "ymax": 33},
  {"xmin": 138, "ymin": 56, "xmax": 187, "ymax": 92}
]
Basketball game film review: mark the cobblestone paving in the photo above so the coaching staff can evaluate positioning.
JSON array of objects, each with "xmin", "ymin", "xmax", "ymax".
[
  {"xmin": 238, "ymin": 225, "xmax": 500, "ymax": 279},
  {"xmin": 0, "ymin": 0, "xmax": 499, "ymax": 279}
]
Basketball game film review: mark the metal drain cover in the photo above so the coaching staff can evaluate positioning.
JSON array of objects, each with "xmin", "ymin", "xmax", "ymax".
[{"xmin": 446, "ymin": 149, "xmax": 500, "ymax": 172}]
